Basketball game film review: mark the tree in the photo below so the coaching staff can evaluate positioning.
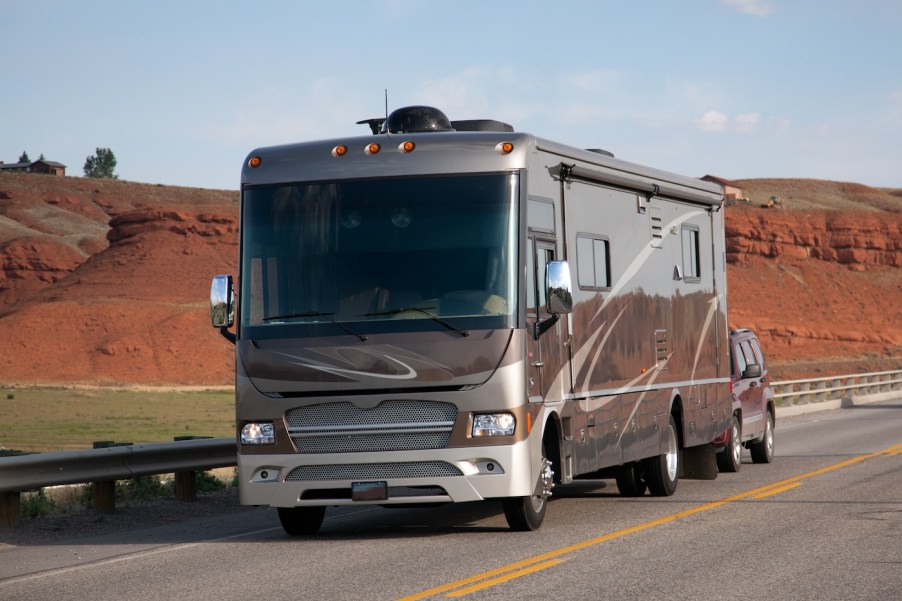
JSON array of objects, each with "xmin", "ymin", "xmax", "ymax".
[
  {"xmin": 83, "ymin": 147, "xmax": 118, "ymax": 179},
  {"xmin": 18, "ymin": 151, "xmax": 30, "ymax": 163}
]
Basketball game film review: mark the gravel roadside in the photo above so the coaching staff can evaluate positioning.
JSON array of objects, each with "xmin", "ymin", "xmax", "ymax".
[{"xmin": 0, "ymin": 488, "xmax": 260, "ymax": 547}]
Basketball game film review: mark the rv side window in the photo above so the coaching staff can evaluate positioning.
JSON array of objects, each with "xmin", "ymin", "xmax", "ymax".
[
  {"xmin": 576, "ymin": 234, "xmax": 611, "ymax": 290},
  {"xmin": 527, "ymin": 198, "xmax": 555, "ymax": 233},
  {"xmin": 527, "ymin": 236, "xmax": 554, "ymax": 314},
  {"xmin": 681, "ymin": 225, "xmax": 701, "ymax": 282}
]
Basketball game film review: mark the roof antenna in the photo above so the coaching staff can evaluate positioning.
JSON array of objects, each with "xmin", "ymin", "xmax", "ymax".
[{"xmin": 355, "ymin": 91, "xmax": 389, "ymax": 134}]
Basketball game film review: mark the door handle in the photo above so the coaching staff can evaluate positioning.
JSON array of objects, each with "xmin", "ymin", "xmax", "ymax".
[{"xmin": 531, "ymin": 361, "xmax": 545, "ymax": 367}]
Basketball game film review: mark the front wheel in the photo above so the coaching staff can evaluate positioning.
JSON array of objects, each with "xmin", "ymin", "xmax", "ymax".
[
  {"xmin": 615, "ymin": 462, "xmax": 648, "ymax": 496},
  {"xmin": 278, "ymin": 506, "xmax": 326, "ymax": 535},
  {"xmin": 645, "ymin": 414, "xmax": 680, "ymax": 497},
  {"xmin": 749, "ymin": 409, "xmax": 775, "ymax": 464},
  {"xmin": 503, "ymin": 455, "xmax": 554, "ymax": 531},
  {"xmin": 716, "ymin": 414, "xmax": 742, "ymax": 473}
]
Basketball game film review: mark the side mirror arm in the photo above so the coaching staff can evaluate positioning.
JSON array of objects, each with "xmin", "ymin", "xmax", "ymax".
[{"xmin": 534, "ymin": 314, "xmax": 560, "ymax": 339}]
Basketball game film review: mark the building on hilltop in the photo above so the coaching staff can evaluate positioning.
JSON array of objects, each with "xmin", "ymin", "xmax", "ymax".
[
  {"xmin": 0, "ymin": 159, "xmax": 67, "ymax": 176},
  {"xmin": 700, "ymin": 175, "xmax": 744, "ymax": 200}
]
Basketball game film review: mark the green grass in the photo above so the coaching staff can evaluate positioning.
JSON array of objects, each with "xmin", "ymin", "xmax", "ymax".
[{"xmin": 0, "ymin": 387, "xmax": 235, "ymax": 452}]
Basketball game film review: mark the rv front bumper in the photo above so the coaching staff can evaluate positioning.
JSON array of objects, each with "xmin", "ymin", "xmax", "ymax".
[{"xmin": 238, "ymin": 439, "xmax": 536, "ymax": 508}]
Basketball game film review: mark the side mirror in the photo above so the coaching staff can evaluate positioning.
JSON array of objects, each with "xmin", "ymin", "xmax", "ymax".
[
  {"xmin": 546, "ymin": 260, "xmax": 573, "ymax": 315},
  {"xmin": 210, "ymin": 275, "xmax": 235, "ymax": 328},
  {"xmin": 742, "ymin": 363, "xmax": 762, "ymax": 379}
]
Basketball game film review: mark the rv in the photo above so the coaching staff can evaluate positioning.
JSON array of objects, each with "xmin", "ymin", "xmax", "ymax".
[{"xmin": 211, "ymin": 106, "xmax": 732, "ymax": 534}]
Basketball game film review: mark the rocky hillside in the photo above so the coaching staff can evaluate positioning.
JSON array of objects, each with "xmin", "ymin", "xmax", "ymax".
[{"xmin": 1, "ymin": 172, "xmax": 900, "ymax": 385}]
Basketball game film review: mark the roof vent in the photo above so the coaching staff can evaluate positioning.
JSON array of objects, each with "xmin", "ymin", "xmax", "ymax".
[
  {"xmin": 451, "ymin": 119, "xmax": 514, "ymax": 133},
  {"xmin": 586, "ymin": 148, "xmax": 615, "ymax": 158},
  {"xmin": 382, "ymin": 106, "xmax": 454, "ymax": 134}
]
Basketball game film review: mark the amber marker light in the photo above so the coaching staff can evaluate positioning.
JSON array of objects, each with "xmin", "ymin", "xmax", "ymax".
[
  {"xmin": 248, "ymin": 156, "xmax": 262, "ymax": 168},
  {"xmin": 365, "ymin": 142, "xmax": 381, "ymax": 155},
  {"xmin": 495, "ymin": 142, "xmax": 514, "ymax": 155},
  {"xmin": 399, "ymin": 141, "xmax": 416, "ymax": 153},
  {"xmin": 332, "ymin": 145, "xmax": 348, "ymax": 157}
]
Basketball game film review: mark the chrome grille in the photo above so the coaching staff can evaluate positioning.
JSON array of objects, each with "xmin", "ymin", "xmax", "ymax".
[
  {"xmin": 285, "ymin": 400, "xmax": 457, "ymax": 454},
  {"xmin": 293, "ymin": 432, "xmax": 451, "ymax": 454},
  {"xmin": 285, "ymin": 461, "xmax": 463, "ymax": 482}
]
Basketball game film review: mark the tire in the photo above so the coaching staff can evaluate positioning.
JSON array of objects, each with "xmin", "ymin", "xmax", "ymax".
[
  {"xmin": 750, "ymin": 409, "xmax": 775, "ymax": 464},
  {"xmin": 645, "ymin": 414, "xmax": 680, "ymax": 497},
  {"xmin": 503, "ymin": 445, "xmax": 554, "ymax": 531},
  {"xmin": 716, "ymin": 414, "xmax": 742, "ymax": 473},
  {"xmin": 615, "ymin": 462, "xmax": 648, "ymax": 496},
  {"xmin": 278, "ymin": 506, "xmax": 326, "ymax": 535}
]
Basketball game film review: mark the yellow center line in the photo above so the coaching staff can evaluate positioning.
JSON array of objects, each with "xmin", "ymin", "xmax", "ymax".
[
  {"xmin": 445, "ymin": 559, "xmax": 562, "ymax": 598},
  {"xmin": 753, "ymin": 481, "xmax": 802, "ymax": 499},
  {"xmin": 396, "ymin": 443, "xmax": 901, "ymax": 601}
]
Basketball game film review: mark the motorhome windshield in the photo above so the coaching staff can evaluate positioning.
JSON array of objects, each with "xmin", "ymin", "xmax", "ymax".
[{"xmin": 240, "ymin": 173, "xmax": 518, "ymax": 340}]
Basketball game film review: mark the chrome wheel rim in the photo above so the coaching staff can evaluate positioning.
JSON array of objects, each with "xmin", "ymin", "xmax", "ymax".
[
  {"xmin": 730, "ymin": 421, "xmax": 742, "ymax": 465},
  {"xmin": 665, "ymin": 424, "xmax": 678, "ymax": 481}
]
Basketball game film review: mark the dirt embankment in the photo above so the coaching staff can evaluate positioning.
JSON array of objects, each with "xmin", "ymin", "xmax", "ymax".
[{"xmin": 1, "ymin": 172, "xmax": 900, "ymax": 385}]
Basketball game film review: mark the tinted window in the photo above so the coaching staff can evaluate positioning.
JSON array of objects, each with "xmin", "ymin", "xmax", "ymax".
[
  {"xmin": 734, "ymin": 343, "xmax": 747, "ymax": 376},
  {"xmin": 576, "ymin": 234, "xmax": 611, "ymax": 290},
  {"xmin": 682, "ymin": 226, "xmax": 700, "ymax": 281}
]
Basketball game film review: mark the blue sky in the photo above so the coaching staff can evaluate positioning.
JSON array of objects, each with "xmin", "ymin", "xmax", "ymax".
[{"xmin": 3, "ymin": 0, "xmax": 901, "ymax": 190}]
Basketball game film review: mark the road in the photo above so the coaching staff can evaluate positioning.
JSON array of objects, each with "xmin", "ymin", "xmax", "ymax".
[{"xmin": 1, "ymin": 400, "xmax": 899, "ymax": 601}]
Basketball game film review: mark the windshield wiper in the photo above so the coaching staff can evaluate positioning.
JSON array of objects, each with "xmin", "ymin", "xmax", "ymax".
[
  {"xmin": 262, "ymin": 311, "xmax": 368, "ymax": 341},
  {"xmin": 364, "ymin": 307, "xmax": 469, "ymax": 337}
]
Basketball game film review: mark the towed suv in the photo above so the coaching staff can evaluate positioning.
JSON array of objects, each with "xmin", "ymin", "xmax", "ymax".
[{"xmin": 715, "ymin": 328, "xmax": 776, "ymax": 472}]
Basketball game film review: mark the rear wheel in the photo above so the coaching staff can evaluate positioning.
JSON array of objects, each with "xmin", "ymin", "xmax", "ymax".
[
  {"xmin": 503, "ymin": 444, "xmax": 554, "ymax": 531},
  {"xmin": 278, "ymin": 506, "xmax": 326, "ymax": 535},
  {"xmin": 615, "ymin": 462, "xmax": 648, "ymax": 496},
  {"xmin": 645, "ymin": 414, "xmax": 680, "ymax": 497},
  {"xmin": 716, "ymin": 414, "xmax": 742, "ymax": 473},
  {"xmin": 750, "ymin": 409, "xmax": 775, "ymax": 464}
]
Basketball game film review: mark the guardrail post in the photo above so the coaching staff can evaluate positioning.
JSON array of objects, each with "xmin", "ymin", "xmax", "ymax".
[
  {"xmin": 174, "ymin": 470, "xmax": 197, "ymax": 502},
  {"xmin": 800, "ymin": 382, "xmax": 811, "ymax": 404},
  {"xmin": 90, "ymin": 441, "xmax": 133, "ymax": 514},
  {"xmin": 815, "ymin": 380, "xmax": 827, "ymax": 401},
  {"xmin": 93, "ymin": 480, "xmax": 116, "ymax": 514},
  {"xmin": 1, "ymin": 491, "xmax": 21, "ymax": 527},
  {"xmin": 172, "ymin": 436, "xmax": 213, "ymax": 502}
]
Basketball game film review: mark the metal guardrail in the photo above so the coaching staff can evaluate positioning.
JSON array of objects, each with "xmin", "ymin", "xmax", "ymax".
[
  {"xmin": 0, "ymin": 369, "xmax": 899, "ymax": 527},
  {"xmin": 771, "ymin": 369, "xmax": 902, "ymax": 407},
  {"xmin": 0, "ymin": 437, "xmax": 235, "ymax": 527}
]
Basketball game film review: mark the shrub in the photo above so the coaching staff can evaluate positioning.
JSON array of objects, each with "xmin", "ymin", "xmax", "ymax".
[
  {"xmin": 196, "ymin": 470, "xmax": 226, "ymax": 493},
  {"xmin": 22, "ymin": 489, "xmax": 56, "ymax": 518}
]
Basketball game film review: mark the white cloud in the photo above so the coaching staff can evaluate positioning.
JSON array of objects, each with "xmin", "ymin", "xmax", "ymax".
[
  {"xmin": 720, "ymin": 0, "xmax": 774, "ymax": 17},
  {"xmin": 767, "ymin": 115, "xmax": 792, "ymax": 134},
  {"xmin": 696, "ymin": 110, "xmax": 729, "ymax": 132},
  {"xmin": 735, "ymin": 112, "xmax": 760, "ymax": 133}
]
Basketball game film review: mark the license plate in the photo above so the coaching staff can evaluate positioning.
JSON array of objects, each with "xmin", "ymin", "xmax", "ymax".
[{"xmin": 352, "ymin": 481, "xmax": 388, "ymax": 501}]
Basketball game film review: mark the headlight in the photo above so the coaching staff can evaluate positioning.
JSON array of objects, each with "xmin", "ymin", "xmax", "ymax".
[
  {"xmin": 472, "ymin": 413, "xmax": 516, "ymax": 437},
  {"xmin": 241, "ymin": 422, "xmax": 275, "ymax": 445}
]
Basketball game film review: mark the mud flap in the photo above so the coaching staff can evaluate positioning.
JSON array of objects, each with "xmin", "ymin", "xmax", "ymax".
[{"xmin": 679, "ymin": 443, "xmax": 718, "ymax": 480}]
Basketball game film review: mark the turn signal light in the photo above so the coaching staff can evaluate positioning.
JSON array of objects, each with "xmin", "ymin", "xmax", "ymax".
[{"xmin": 495, "ymin": 142, "xmax": 514, "ymax": 155}]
